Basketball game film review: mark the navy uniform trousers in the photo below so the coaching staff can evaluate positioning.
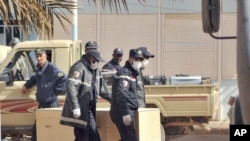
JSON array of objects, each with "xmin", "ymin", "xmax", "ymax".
[
  {"xmin": 74, "ymin": 105, "xmax": 101, "ymax": 141},
  {"xmin": 110, "ymin": 108, "xmax": 137, "ymax": 141}
]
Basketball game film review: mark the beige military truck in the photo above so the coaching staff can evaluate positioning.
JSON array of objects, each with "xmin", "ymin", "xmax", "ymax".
[
  {"xmin": 0, "ymin": 40, "xmax": 219, "ymax": 139},
  {"xmin": 144, "ymin": 80, "xmax": 218, "ymax": 134}
]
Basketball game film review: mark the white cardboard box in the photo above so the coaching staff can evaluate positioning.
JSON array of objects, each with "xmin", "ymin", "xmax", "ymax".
[
  {"xmin": 36, "ymin": 108, "xmax": 161, "ymax": 141},
  {"xmin": 36, "ymin": 108, "xmax": 74, "ymax": 141}
]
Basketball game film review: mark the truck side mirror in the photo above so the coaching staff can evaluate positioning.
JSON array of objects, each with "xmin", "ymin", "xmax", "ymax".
[{"xmin": 202, "ymin": 0, "xmax": 220, "ymax": 33}]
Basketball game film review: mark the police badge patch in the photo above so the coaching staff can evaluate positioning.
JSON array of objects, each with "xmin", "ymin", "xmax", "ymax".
[
  {"xmin": 73, "ymin": 71, "xmax": 80, "ymax": 78},
  {"xmin": 138, "ymin": 50, "xmax": 142, "ymax": 55},
  {"xmin": 122, "ymin": 80, "xmax": 128, "ymax": 87},
  {"xmin": 57, "ymin": 72, "xmax": 63, "ymax": 77}
]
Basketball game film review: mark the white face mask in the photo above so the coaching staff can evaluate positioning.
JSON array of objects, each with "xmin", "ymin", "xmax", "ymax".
[
  {"xmin": 142, "ymin": 59, "xmax": 149, "ymax": 67},
  {"xmin": 90, "ymin": 61, "xmax": 99, "ymax": 70},
  {"xmin": 132, "ymin": 61, "xmax": 142, "ymax": 70}
]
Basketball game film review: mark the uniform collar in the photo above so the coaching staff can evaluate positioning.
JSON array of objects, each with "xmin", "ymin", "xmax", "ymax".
[
  {"xmin": 82, "ymin": 55, "xmax": 97, "ymax": 73},
  {"xmin": 125, "ymin": 61, "xmax": 139, "ymax": 76},
  {"xmin": 37, "ymin": 61, "xmax": 48, "ymax": 75},
  {"xmin": 110, "ymin": 59, "xmax": 120, "ymax": 66}
]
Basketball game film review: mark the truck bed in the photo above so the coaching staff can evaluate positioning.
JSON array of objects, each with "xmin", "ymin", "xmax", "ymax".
[{"xmin": 144, "ymin": 84, "xmax": 219, "ymax": 118}]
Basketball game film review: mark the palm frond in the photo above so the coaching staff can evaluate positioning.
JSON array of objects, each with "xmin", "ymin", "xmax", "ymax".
[
  {"xmin": 90, "ymin": 0, "xmax": 146, "ymax": 13},
  {"xmin": 0, "ymin": 0, "xmax": 76, "ymax": 39}
]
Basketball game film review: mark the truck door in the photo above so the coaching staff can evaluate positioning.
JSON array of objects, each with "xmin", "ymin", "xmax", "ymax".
[{"xmin": 0, "ymin": 50, "xmax": 37, "ymax": 127}]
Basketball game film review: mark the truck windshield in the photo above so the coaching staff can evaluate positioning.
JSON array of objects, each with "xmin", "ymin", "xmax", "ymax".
[{"xmin": 0, "ymin": 50, "xmax": 36, "ymax": 81}]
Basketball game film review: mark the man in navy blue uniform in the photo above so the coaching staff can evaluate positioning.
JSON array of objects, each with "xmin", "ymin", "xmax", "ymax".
[
  {"xmin": 102, "ymin": 48, "xmax": 123, "ymax": 72},
  {"xmin": 22, "ymin": 48, "xmax": 67, "ymax": 141},
  {"xmin": 137, "ymin": 47, "xmax": 155, "ymax": 108},
  {"xmin": 110, "ymin": 49, "xmax": 144, "ymax": 141},
  {"xmin": 60, "ymin": 49, "xmax": 111, "ymax": 141}
]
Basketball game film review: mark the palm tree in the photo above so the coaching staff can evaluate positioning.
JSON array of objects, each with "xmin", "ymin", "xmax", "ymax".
[
  {"xmin": 0, "ymin": 0, "xmax": 75, "ymax": 39},
  {"xmin": 0, "ymin": 0, "xmax": 143, "ymax": 39}
]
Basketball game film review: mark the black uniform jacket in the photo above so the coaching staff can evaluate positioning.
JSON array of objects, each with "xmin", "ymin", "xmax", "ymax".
[
  {"xmin": 111, "ymin": 61, "xmax": 139, "ymax": 116},
  {"xmin": 136, "ymin": 69, "xmax": 146, "ymax": 108},
  {"xmin": 60, "ymin": 56, "xmax": 111, "ymax": 129},
  {"xmin": 25, "ymin": 61, "xmax": 67, "ymax": 105},
  {"xmin": 102, "ymin": 59, "xmax": 122, "ymax": 72}
]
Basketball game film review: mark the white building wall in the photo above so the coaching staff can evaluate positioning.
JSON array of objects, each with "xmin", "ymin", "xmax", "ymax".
[
  {"xmin": 52, "ymin": 0, "xmax": 238, "ymax": 121},
  {"xmin": 53, "ymin": 12, "xmax": 237, "ymax": 80}
]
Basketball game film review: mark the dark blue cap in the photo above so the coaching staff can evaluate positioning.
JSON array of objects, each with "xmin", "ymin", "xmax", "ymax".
[
  {"xmin": 129, "ymin": 49, "xmax": 144, "ymax": 59},
  {"xmin": 113, "ymin": 48, "xmax": 123, "ymax": 55},
  {"xmin": 137, "ymin": 47, "xmax": 155, "ymax": 58},
  {"xmin": 35, "ymin": 48, "xmax": 46, "ymax": 54},
  {"xmin": 86, "ymin": 50, "xmax": 105, "ymax": 62},
  {"xmin": 85, "ymin": 41, "xmax": 98, "ymax": 49}
]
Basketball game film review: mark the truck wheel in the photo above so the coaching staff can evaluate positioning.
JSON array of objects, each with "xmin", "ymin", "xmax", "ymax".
[
  {"xmin": 164, "ymin": 126, "xmax": 186, "ymax": 135},
  {"xmin": 160, "ymin": 124, "xmax": 166, "ymax": 141}
]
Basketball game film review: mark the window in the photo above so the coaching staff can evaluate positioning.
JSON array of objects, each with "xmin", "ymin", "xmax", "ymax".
[
  {"xmin": 0, "ymin": 20, "xmax": 21, "ymax": 45},
  {"xmin": 0, "ymin": 50, "xmax": 36, "ymax": 81}
]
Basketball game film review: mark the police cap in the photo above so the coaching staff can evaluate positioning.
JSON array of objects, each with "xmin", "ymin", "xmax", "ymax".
[
  {"xmin": 129, "ymin": 49, "xmax": 144, "ymax": 60},
  {"xmin": 86, "ymin": 50, "xmax": 105, "ymax": 62},
  {"xmin": 113, "ymin": 48, "xmax": 123, "ymax": 55},
  {"xmin": 85, "ymin": 41, "xmax": 98, "ymax": 49},
  {"xmin": 35, "ymin": 48, "xmax": 46, "ymax": 54},
  {"xmin": 137, "ymin": 47, "xmax": 155, "ymax": 58}
]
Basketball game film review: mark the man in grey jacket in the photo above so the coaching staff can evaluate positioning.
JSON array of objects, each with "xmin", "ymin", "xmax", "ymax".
[
  {"xmin": 60, "ymin": 49, "xmax": 111, "ymax": 141},
  {"xmin": 137, "ymin": 47, "xmax": 155, "ymax": 108}
]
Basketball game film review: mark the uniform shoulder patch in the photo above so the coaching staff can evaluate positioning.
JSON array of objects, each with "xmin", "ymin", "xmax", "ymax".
[
  {"xmin": 73, "ymin": 71, "xmax": 80, "ymax": 79},
  {"xmin": 122, "ymin": 80, "xmax": 128, "ymax": 88},
  {"xmin": 57, "ymin": 72, "xmax": 64, "ymax": 77}
]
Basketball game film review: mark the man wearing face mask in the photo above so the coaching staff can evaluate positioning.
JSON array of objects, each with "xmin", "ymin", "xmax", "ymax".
[
  {"xmin": 110, "ymin": 49, "xmax": 144, "ymax": 141},
  {"xmin": 102, "ymin": 48, "xmax": 123, "ymax": 72},
  {"xmin": 137, "ymin": 47, "xmax": 155, "ymax": 108},
  {"xmin": 60, "ymin": 49, "xmax": 112, "ymax": 141}
]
